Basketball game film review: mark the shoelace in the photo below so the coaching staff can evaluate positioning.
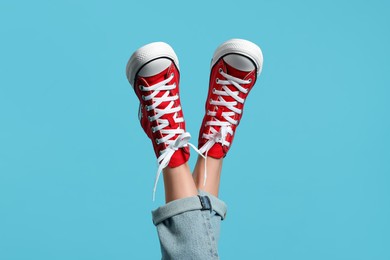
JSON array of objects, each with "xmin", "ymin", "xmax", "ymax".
[
  {"xmin": 199, "ymin": 69, "xmax": 252, "ymax": 185},
  {"xmin": 140, "ymin": 74, "xmax": 204, "ymax": 201}
]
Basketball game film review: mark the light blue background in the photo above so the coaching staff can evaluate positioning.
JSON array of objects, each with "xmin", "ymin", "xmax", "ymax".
[{"xmin": 1, "ymin": 0, "xmax": 389, "ymax": 259}]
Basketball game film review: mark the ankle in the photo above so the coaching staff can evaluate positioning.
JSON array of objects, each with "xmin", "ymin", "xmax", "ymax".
[
  {"xmin": 163, "ymin": 163, "xmax": 198, "ymax": 203},
  {"xmin": 193, "ymin": 156, "xmax": 222, "ymax": 197}
]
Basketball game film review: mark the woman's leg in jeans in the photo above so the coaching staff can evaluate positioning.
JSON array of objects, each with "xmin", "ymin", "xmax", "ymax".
[
  {"xmin": 153, "ymin": 162, "xmax": 227, "ymax": 260},
  {"xmin": 192, "ymin": 156, "xmax": 224, "ymax": 243}
]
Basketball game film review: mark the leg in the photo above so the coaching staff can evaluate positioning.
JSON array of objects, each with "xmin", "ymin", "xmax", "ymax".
[
  {"xmin": 163, "ymin": 163, "xmax": 198, "ymax": 203},
  {"xmin": 192, "ymin": 155, "xmax": 224, "ymax": 250},
  {"xmin": 158, "ymin": 162, "xmax": 226, "ymax": 260},
  {"xmin": 192, "ymin": 156, "xmax": 223, "ymax": 197}
]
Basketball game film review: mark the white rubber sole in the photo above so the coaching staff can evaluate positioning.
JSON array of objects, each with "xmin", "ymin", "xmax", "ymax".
[
  {"xmin": 212, "ymin": 39, "xmax": 263, "ymax": 75},
  {"xmin": 126, "ymin": 42, "xmax": 179, "ymax": 87}
]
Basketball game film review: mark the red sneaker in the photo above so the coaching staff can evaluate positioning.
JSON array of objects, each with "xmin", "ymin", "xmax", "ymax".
[
  {"xmin": 198, "ymin": 39, "xmax": 264, "ymax": 159},
  {"xmin": 126, "ymin": 42, "xmax": 194, "ymax": 200}
]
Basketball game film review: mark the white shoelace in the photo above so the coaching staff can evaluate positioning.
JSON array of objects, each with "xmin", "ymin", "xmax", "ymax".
[
  {"xmin": 199, "ymin": 69, "xmax": 252, "ymax": 185},
  {"xmin": 140, "ymin": 73, "xmax": 204, "ymax": 201}
]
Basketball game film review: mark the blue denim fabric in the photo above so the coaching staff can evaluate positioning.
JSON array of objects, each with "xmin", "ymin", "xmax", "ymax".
[{"xmin": 152, "ymin": 191, "xmax": 227, "ymax": 260}]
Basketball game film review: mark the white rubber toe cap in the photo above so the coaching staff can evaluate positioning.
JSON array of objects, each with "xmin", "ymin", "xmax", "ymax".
[
  {"xmin": 126, "ymin": 42, "xmax": 179, "ymax": 87},
  {"xmin": 212, "ymin": 39, "xmax": 263, "ymax": 75}
]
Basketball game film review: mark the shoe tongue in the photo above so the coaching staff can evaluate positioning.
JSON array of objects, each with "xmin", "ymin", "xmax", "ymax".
[
  {"xmin": 145, "ymin": 66, "xmax": 171, "ymax": 85},
  {"xmin": 224, "ymin": 61, "xmax": 250, "ymax": 79}
]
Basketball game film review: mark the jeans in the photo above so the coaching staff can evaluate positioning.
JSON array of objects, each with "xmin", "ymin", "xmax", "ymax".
[{"xmin": 152, "ymin": 191, "xmax": 227, "ymax": 260}]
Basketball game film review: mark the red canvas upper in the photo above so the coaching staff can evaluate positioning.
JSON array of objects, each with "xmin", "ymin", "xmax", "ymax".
[
  {"xmin": 134, "ymin": 62, "xmax": 190, "ymax": 167},
  {"xmin": 198, "ymin": 58, "xmax": 257, "ymax": 159}
]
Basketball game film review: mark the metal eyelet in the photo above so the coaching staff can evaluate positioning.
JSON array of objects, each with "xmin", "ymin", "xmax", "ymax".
[
  {"xmin": 142, "ymin": 95, "xmax": 146, "ymax": 100},
  {"xmin": 139, "ymin": 85, "xmax": 144, "ymax": 90},
  {"xmin": 219, "ymin": 68, "xmax": 223, "ymax": 73},
  {"xmin": 148, "ymin": 116, "xmax": 152, "ymax": 122},
  {"xmin": 216, "ymin": 78, "xmax": 219, "ymax": 83},
  {"xmin": 152, "ymin": 127, "xmax": 156, "ymax": 133},
  {"xmin": 212, "ymin": 88, "xmax": 216, "ymax": 93},
  {"xmin": 209, "ymin": 98, "xmax": 213, "ymax": 104},
  {"xmin": 248, "ymin": 78, "xmax": 252, "ymax": 83},
  {"xmin": 170, "ymin": 73, "xmax": 174, "ymax": 77},
  {"xmin": 155, "ymin": 138, "xmax": 160, "ymax": 144}
]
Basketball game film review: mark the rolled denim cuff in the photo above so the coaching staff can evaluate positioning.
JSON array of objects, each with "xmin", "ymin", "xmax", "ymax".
[
  {"xmin": 152, "ymin": 193, "xmax": 227, "ymax": 225},
  {"xmin": 198, "ymin": 190, "xmax": 227, "ymax": 220}
]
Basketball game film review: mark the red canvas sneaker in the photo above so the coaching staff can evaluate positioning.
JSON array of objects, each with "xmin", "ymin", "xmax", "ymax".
[
  {"xmin": 126, "ymin": 42, "xmax": 195, "ymax": 200},
  {"xmin": 198, "ymin": 39, "xmax": 264, "ymax": 159}
]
